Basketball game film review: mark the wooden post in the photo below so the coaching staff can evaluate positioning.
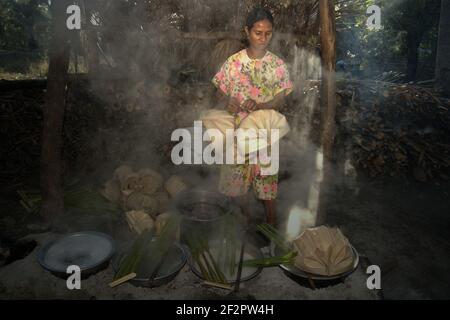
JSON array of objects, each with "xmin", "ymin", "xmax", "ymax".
[
  {"xmin": 317, "ymin": 0, "xmax": 336, "ymax": 225},
  {"xmin": 435, "ymin": 0, "xmax": 450, "ymax": 96},
  {"xmin": 85, "ymin": 29, "xmax": 99, "ymax": 74},
  {"xmin": 40, "ymin": 0, "xmax": 71, "ymax": 221},
  {"xmin": 319, "ymin": 0, "xmax": 336, "ymax": 159}
]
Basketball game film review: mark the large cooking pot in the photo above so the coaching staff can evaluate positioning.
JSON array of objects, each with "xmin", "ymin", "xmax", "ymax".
[{"xmin": 171, "ymin": 189, "xmax": 240, "ymax": 244}]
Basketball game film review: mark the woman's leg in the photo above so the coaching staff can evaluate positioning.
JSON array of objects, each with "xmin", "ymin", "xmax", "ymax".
[
  {"xmin": 219, "ymin": 164, "xmax": 252, "ymax": 197},
  {"xmin": 263, "ymin": 199, "xmax": 276, "ymax": 226},
  {"xmin": 219, "ymin": 164, "xmax": 252, "ymax": 226},
  {"xmin": 252, "ymin": 165, "xmax": 278, "ymax": 226}
]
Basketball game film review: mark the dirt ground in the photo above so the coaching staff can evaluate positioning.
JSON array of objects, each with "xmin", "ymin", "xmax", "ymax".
[
  {"xmin": 0, "ymin": 231, "xmax": 377, "ymax": 300},
  {"xmin": 0, "ymin": 251, "xmax": 374, "ymax": 300},
  {"xmin": 325, "ymin": 178, "xmax": 450, "ymax": 299},
  {"xmin": 1, "ymin": 168, "xmax": 449, "ymax": 300}
]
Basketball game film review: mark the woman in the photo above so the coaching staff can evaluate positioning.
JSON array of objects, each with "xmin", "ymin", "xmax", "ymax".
[{"xmin": 212, "ymin": 7, "xmax": 293, "ymax": 226}]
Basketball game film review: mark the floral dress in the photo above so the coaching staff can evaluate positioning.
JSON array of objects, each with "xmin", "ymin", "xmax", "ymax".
[{"xmin": 212, "ymin": 49, "xmax": 293, "ymax": 200}]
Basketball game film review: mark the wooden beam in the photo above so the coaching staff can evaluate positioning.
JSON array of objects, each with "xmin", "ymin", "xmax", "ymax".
[
  {"xmin": 319, "ymin": 0, "xmax": 337, "ymax": 159},
  {"xmin": 317, "ymin": 0, "xmax": 337, "ymax": 226},
  {"xmin": 173, "ymin": 29, "xmax": 298, "ymax": 43},
  {"xmin": 435, "ymin": 0, "xmax": 450, "ymax": 96},
  {"xmin": 40, "ymin": 0, "xmax": 71, "ymax": 222}
]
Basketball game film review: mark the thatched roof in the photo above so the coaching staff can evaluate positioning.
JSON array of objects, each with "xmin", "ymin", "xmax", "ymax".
[
  {"xmin": 77, "ymin": 0, "xmax": 327, "ymax": 81},
  {"xmin": 83, "ymin": 0, "xmax": 321, "ymax": 42}
]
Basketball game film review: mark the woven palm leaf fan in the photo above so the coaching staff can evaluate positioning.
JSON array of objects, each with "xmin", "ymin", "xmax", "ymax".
[
  {"xmin": 238, "ymin": 109, "xmax": 290, "ymax": 155},
  {"xmin": 200, "ymin": 109, "xmax": 235, "ymax": 135},
  {"xmin": 200, "ymin": 109, "xmax": 290, "ymax": 155},
  {"xmin": 292, "ymin": 226, "xmax": 355, "ymax": 276},
  {"xmin": 200, "ymin": 109, "xmax": 236, "ymax": 161}
]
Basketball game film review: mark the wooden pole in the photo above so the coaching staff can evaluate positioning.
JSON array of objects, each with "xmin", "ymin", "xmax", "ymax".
[
  {"xmin": 435, "ymin": 0, "xmax": 450, "ymax": 96},
  {"xmin": 40, "ymin": 0, "xmax": 71, "ymax": 221},
  {"xmin": 317, "ymin": 0, "xmax": 336, "ymax": 225},
  {"xmin": 319, "ymin": 0, "xmax": 336, "ymax": 159}
]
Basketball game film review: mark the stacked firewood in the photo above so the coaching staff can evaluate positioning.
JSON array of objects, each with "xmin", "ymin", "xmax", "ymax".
[
  {"xmin": 0, "ymin": 86, "xmax": 44, "ymax": 188},
  {"xmin": 3, "ymin": 77, "xmax": 449, "ymax": 187},
  {"xmin": 336, "ymin": 80, "xmax": 450, "ymax": 181}
]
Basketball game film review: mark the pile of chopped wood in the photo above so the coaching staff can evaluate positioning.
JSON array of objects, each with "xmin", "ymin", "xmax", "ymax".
[
  {"xmin": 0, "ymin": 78, "xmax": 210, "ymax": 191},
  {"xmin": 1, "ymin": 84, "xmax": 45, "ymax": 188},
  {"xmin": 336, "ymin": 80, "xmax": 450, "ymax": 181},
  {"xmin": 3, "ymin": 77, "xmax": 449, "ymax": 188},
  {"xmin": 0, "ymin": 79, "xmax": 121, "ymax": 189}
]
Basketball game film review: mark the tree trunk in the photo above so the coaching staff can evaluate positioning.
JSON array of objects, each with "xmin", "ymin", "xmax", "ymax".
[
  {"xmin": 25, "ymin": 0, "xmax": 39, "ymax": 50},
  {"xmin": 81, "ymin": 0, "xmax": 100, "ymax": 74},
  {"xmin": 317, "ymin": 0, "xmax": 336, "ymax": 226},
  {"xmin": 40, "ymin": 0, "xmax": 71, "ymax": 221},
  {"xmin": 406, "ymin": 32, "xmax": 420, "ymax": 82},
  {"xmin": 319, "ymin": 0, "xmax": 337, "ymax": 158},
  {"xmin": 435, "ymin": 0, "xmax": 450, "ymax": 96}
]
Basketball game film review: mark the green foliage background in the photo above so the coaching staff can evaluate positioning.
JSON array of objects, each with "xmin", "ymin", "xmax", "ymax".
[
  {"xmin": 0, "ymin": 0, "xmax": 51, "ymax": 76},
  {"xmin": 336, "ymin": 0, "xmax": 440, "ymax": 79},
  {"xmin": 0, "ymin": 0, "xmax": 442, "ymax": 80}
]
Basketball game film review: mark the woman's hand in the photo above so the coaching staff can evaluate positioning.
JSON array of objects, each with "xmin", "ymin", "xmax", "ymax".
[
  {"xmin": 256, "ymin": 93, "xmax": 286, "ymax": 111},
  {"xmin": 227, "ymin": 97, "xmax": 241, "ymax": 114},
  {"xmin": 242, "ymin": 99, "xmax": 258, "ymax": 112}
]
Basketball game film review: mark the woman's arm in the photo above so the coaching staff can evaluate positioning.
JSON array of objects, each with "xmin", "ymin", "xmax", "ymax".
[
  {"xmin": 215, "ymin": 89, "xmax": 241, "ymax": 113},
  {"xmin": 215, "ymin": 90, "xmax": 229, "ymax": 109},
  {"xmin": 256, "ymin": 91, "xmax": 286, "ymax": 111}
]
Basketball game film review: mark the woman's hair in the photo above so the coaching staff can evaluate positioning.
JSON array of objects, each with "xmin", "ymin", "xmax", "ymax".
[{"xmin": 245, "ymin": 7, "xmax": 274, "ymax": 30}]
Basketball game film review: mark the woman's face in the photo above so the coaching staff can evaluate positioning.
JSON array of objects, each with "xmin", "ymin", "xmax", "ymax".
[{"xmin": 245, "ymin": 19, "xmax": 273, "ymax": 51}]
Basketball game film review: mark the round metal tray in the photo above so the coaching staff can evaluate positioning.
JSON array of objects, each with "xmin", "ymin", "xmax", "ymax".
[
  {"xmin": 186, "ymin": 240, "xmax": 263, "ymax": 285},
  {"xmin": 37, "ymin": 231, "xmax": 116, "ymax": 279},
  {"xmin": 112, "ymin": 241, "xmax": 187, "ymax": 288},
  {"xmin": 276, "ymin": 245, "xmax": 360, "ymax": 281}
]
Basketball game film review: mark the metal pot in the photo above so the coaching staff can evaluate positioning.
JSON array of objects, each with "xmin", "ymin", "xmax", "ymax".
[{"xmin": 171, "ymin": 189, "xmax": 240, "ymax": 244}]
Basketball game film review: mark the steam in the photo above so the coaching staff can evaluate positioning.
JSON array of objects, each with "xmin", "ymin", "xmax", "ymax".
[{"xmin": 83, "ymin": 1, "xmax": 345, "ymax": 242}]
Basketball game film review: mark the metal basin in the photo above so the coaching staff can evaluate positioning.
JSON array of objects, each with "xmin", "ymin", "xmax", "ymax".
[
  {"xmin": 112, "ymin": 241, "xmax": 186, "ymax": 288},
  {"xmin": 187, "ymin": 239, "xmax": 263, "ymax": 284},
  {"xmin": 37, "ymin": 231, "xmax": 116, "ymax": 279},
  {"xmin": 274, "ymin": 245, "xmax": 360, "ymax": 289}
]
